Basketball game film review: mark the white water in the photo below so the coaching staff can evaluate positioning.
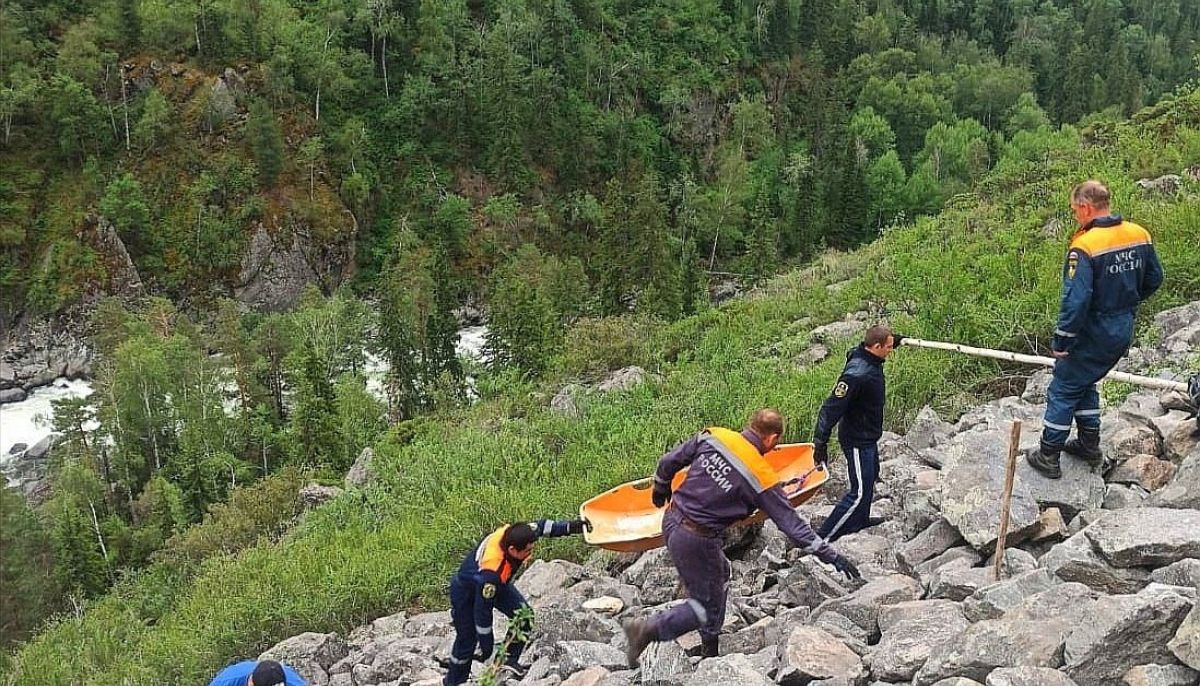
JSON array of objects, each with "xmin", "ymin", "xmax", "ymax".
[
  {"xmin": 0, "ymin": 378, "xmax": 95, "ymax": 459},
  {"xmin": 0, "ymin": 326, "xmax": 490, "ymax": 462}
]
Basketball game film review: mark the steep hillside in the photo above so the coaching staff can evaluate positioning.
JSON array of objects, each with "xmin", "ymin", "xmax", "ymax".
[
  {"xmin": 5, "ymin": 84, "xmax": 1200, "ymax": 684},
  {"xmin": 227, "ymin": 298, "xmax": 1200, "ymax": 686}
]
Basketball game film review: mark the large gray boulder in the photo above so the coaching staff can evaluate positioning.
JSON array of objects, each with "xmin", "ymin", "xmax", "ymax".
[
  {"xmin": 1137, "ymin": 174, "xmax": 1183, "ymax": 196},
  {"xmin": 777, "ymin": 626, "xmax": 866, "ymax": 685},
  {"xmin": 683, "ymin": 653, "xmax": 774, "ymax": 686},
  {"xmin": 813, "ymin": 573, "xmax": 921, "ymax": 633},
  {"xmin": 908, "ymin": 406, "xmax": 954, "ymax": 451},
  {"xmin": 299, "ymin": 484, "xmax": 343, "ymax": 509},
  {"xmin": 1168, "ymin": 602, "xmax": 1200, "ymax": 670},
  {"xmin": 1104, "ymin": 483, "xmax": 1150, "ymax": 510},
  {"xmin": 1063, "ymin": 585, "xmax": 1194, "ymax": 685},
  {"xmin": 553, "ymin": 641, "xmax": 627, "ymax": 674},
  {"xmin": 913, "ymin": 584, "xmax": 1098, "ymax": 685},
  {"xmin": 345, "ymin": 447, "xmax": 375, "ymax": 489},
  {"xmin": 720, "ymin": 616, "xmax": 781, "ymax": 656},
  {"xmin": 1039, "ymin": 528, "xmax": 1151, "ymax": 594},
  {"xmin": 520, "ymin": 559, "xmax": 589, "ymax": 604},
  {"xmin": 348, "ymin": 638, "xmax": 443, "ymax": 685},
  {"xmin": 531, "ymin": 607, "xmax": 620, "ymax": 646},
  {"xmin": 811, "ymin": 611, "xmax": 871, "ymax": 656},
  {"xmin": 1147, "ymin": 449, "xmax": 1200, "ymax": 509},
  {"xmin": 870, "ymin": 600, "xmax": 970, "ymax": 681},
  {"xmin": 963, "ymin": 569, "xmax": 1060, "ymax": 622},
  {"xmin": 1150, "ymin": 559, "xmax": 1200, "ymax": 588},
  {"xmin": 810, "ymin": 315, "xmax": 867, "ymax": 344},
  {"xmin": 260, "ymin": 632, "xmax": 349, "ymax": 686},
  {"xmin": 912, "ymin": 617, "xmax": 1066, "ymax": 685},
  {"xmin": 898, "ymin": 518, "xmax": 965, "ymax": 572},
  {"xmin": 984, "ymin": 667, "xmax": 1077, "ymax": 685},
  {"xmin": 563, "ymin": 666, "xmax": 609, "ymax": 686},
  {"xmin": 1015, "ymin": 445, "xmax": 1106, "ymax": 521},
  {"xmin": 1122, "ymin": 664, "xmax": 1200, "ymax": 686},
  {"xmin": 1108, "ymin": 455, "xmax": 1173, "ymax": 491},
  {"xmin": 619, "ymin": 549, "xmax": 678, "ymax": 605},
  {"xmin": 1103, "ymin": 421, "xmax": 1164, "ymax": 465},
  {"xmin": 939, "ymin": 431, "xmax": 1041, "ymax": 550},
  {"xmin": 595, "ymin": 367, "xmax": 652, "ymax": 394},
  {"xmin": 927, "ymin": 558, "xmax": 994, "ymax": 602},
  {"xmin": 640, "ymin": 640, "xmax": 694, "ymax": 686},
  {"xmin": 1084, "ymin": 507, "xmax": 1200, "ymax": 567},
  {"xmin": 0, "ymin": 387, "xmax": 26, "ymax": 403},
  {"xmin": 1151, "ymin": 411, "xmax": 1199, "ymax": 463}
]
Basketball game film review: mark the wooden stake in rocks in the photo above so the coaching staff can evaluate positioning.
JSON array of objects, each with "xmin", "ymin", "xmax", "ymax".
[{"xmin": 994, "ymin": 420, "xmax": 1022, "ymax": 581}]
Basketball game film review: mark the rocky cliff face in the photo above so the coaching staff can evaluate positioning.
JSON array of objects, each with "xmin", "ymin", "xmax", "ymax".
[{"xmin": 255, "ymin": 302, "xmax": 1200, "ymax": 686}]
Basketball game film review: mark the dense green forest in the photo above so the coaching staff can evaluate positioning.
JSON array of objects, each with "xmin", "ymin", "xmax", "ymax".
[
  {"xmin": 2, "ymin": 0, "xmax": 1200, "ymax": 677},
  {"xmin": 4, "ymin": 0, "xmax": 1199, "ymax": 320}
]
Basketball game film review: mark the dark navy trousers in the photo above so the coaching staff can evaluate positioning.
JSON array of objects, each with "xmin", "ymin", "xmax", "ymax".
[
  {"xmin": 1041, "ymin": 350, "xmax": 1118, "ymax": 448},
  {"xmin": 444, "ymin": 575, "xmax": 529, "ymax": 686},
  {"xmin": 650, "ymin": 507, "xmax": 730, "ymax": 642},
  {"xmin": 818, "ymin": 443, "xmax": 879, "ymax": 542}
]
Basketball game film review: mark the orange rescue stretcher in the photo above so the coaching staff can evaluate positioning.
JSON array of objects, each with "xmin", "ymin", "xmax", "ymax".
[{"xmin": 580, "ymin": 443, "xmax": 828, "ymax": 552}]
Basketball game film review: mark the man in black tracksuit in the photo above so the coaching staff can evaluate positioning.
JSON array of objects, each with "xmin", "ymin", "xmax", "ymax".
[{"xmin": 813, "ymin": 325, "xmax": 898, "ymax": 542}]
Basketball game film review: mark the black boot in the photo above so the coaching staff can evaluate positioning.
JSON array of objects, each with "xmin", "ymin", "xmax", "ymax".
[
  {"xmin": 1027, "ymin": 441, "xmax": 1063, "ymax": 479},
  {"xmin": 701, "ymin": 635, "xmax": 719, "ymax": 658},
  {"xmin": 1063, "ymin": 426, "xmax": 1103, "ymax": 466},
  {"xmin": 623, "ymin": 618, "xmax": 656, "ymax": 668}
]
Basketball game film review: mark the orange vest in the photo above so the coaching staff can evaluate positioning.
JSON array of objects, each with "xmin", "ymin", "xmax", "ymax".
[
  {"xmin": 704, "ymin": 427, "xmax": 781, "ymax": 493},
  {"xmin": 475, "ymin": 525, "xmax": 517, "ymax": 583},
  {"xmin": 1069, "ymin": 220, "xmax": 1152, "ymax": 257}
]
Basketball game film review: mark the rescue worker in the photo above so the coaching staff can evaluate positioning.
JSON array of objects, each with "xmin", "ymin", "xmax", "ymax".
[
  {"xmin": 209, "ymin": 659, "xmax": 307, "ymax": 686},
  {"xmin": 443, "ymin": 517, "xmax": 590, "ymax": 686},
  {"xmin": 1028, "ymin": 180, "xmax": 1164, "ymax": 478},
  {"xmin": 622, "ymin": 409, "xmax": 860, "ymax": 669},
  {"xmin": 813, "ymin": 325, "xmax": 899, "ymax": 542}
]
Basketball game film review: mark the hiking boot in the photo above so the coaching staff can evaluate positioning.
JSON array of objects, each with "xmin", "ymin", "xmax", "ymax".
[
  {"xmin": 623, "ymin": 618, "xmax": 656, "ymax": 669},
  {"xmin": 864, "ymin": 516, "xmax": 886, "ymax": 529},
  {"xmin": 701, "ymin": 635, "xmax": 719, "ymax": 658},
  {"xmin": 1027, "ymin": 442, "xmax": 1063, "ymax": 479},
  {"xmin": 1063, "ymin": 426, "xmax": 1103, "ymax": 466}
]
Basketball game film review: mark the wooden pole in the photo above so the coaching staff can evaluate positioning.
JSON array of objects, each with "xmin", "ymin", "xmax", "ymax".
[
  {"xmin": 899, "ymin": 338, "xmax": 1188, "ymax": 393},
  {"xmin": 994, "ymin": 420, "xmax": 1022, "ymax": 581}
]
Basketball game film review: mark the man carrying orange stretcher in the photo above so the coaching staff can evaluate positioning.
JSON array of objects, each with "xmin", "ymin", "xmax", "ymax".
[{"xmin": 621, "ymin": 408, "xmax": 861, "ymax": 668}]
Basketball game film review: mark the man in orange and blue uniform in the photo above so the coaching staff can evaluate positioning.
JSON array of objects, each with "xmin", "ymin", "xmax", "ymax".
[
  {"xmin": 1028, "ymin": 180, "xmax": 1164, "ymax": 479},
  {"xmin": 622, "ymin": 409, "xmax": 860, "ymax": 668},
  {"xmin": 443, "ymin": 517, "xmax": 589, "ymax": 686}
]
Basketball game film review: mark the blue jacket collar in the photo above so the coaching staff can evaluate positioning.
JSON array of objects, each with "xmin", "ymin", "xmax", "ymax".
[
  {"xmin": 849, "ymin": 343, "xmax": 886, "ymax": 366},
  {"xmin": 741, "ymin": 429, "xmax": 767, "ymax": 454},
  {"xmin": 1082, "ymin": 214, "xmax": 1122, "ymax": 231}
]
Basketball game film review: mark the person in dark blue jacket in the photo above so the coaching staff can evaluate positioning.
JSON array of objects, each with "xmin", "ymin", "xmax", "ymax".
[
  {"xmin": 1028, "ymin": 180, "xmax": 1164, "ymax": 478},
  {"xmin": 812, "ymin": 325, "xmax": 898, "ymax": 542},
  {"xmin": 209, "ymin": 659, "xmax": 307, "ymax": 686},
  {"xmin": 443, "ymin": 517, "xmax": 589, "ymax": 686}
]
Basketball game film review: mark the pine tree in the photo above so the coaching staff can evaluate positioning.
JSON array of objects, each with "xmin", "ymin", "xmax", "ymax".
[
  {"xmin": 746, "ymin": 188, "xmax": 780, "ymax": 282},
  {"xmin": 247, "ymin": 98, "xmax": 284, "ymax": 187},
  {"xmin": 377, "ymin": 229, "xmax": 435, "ymax": 419},
  {"xmin": 119, "ymin": 0, "xmax": 141, "ymax": 53}
]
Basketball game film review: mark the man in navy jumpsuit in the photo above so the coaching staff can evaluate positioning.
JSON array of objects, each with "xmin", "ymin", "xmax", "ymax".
[
  {"xmin": 1028, "ymin": 180, "xmax": 1164, "ymax": 478},
  {"xmin": 443, "ymin": 517, "xmax": 589, "ymax": 686},
  {"xmin": 813, "ymin": 325, "xmax": 897, "ymax": 542},
  {"xmin": 622, "ymin": 408, "xmax": 860, "ymax": 668}
]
